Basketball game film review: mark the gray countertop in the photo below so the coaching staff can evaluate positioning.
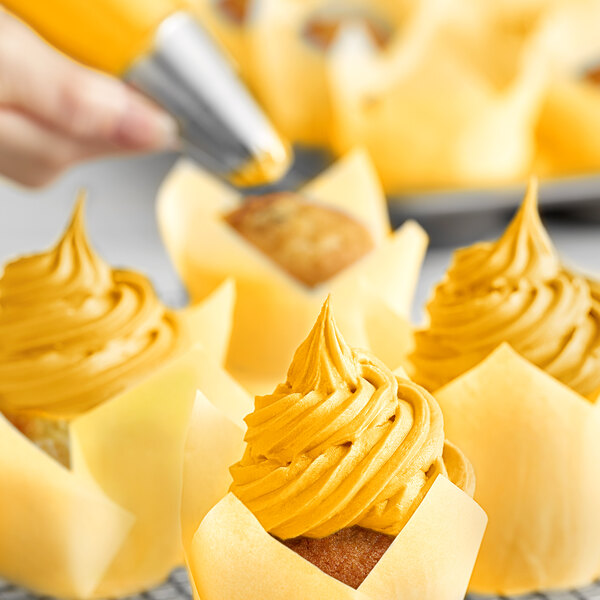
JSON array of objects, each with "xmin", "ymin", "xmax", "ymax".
[{"xmin": 0, "ymin": 151, "xmax": 598, "ymax": 323}]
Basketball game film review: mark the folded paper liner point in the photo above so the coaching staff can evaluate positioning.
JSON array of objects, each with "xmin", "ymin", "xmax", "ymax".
[{"xmin": 0, "ymin": 413, "xmax": 133, "ymax": 599}]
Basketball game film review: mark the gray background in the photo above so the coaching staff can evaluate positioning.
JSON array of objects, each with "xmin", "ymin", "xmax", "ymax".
[{"xmin": 0, "ymin": 150, "xmax": 598, "ymax": 322}]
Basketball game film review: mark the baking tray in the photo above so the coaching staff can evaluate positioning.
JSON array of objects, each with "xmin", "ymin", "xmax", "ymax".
[{"xmin": 388, "ymin": 174, "xmax": 600, "ymax": 246}]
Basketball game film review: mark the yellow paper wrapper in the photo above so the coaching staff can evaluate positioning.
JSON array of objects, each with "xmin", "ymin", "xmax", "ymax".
[
  {"xmin": 330, "ymin": 0, "xmax": 550, "ymax": 192},
  {"xmin": 535, "ymin": 78, "xmax": 600, "ymax": 176},
  {"xmin": 0, "ymin": 281, "xmax": 236, "ymax": 598},
  {"xmin": 181, "ymin": 386, "xmax": 252, "ymax": 549},
  {"xmin": 435, "ymin": 343, "xmax": 600, "ymax": 594},
  {"xmin": 187, "ymin": 477, "xmax": 486, "ymax": 600},
  {"xmin": 180, "ymin": 377, "xmax": 486, "ymax": 600},
  {"xmin": 157, "ymin": 149, "xmax": 427, "ymax": 394},
  {"xmin": 0, "ymin": 414, "xmax": 132, "ymax": 599},
  {"xmin": 246, "ymin": 0, "xmax": 446, "ymax": 147}
]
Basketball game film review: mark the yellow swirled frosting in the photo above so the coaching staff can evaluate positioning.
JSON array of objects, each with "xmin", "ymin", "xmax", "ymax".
[
  {"xmin": 0, "ymin": 198, "xmax": 182, "ymax": 419},
  {"xmin": 411, "ymin": 180, "xmax": 600, "ymax": 396},
  {"xmin": 229, "ymin": 298, "xmax": 474, "ymax": 539}
]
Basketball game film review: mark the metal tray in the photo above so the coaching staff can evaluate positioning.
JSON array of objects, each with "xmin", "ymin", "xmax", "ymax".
[{"xmin": 388, "ymin": 174, "xmax": 600, "ymax": 246}]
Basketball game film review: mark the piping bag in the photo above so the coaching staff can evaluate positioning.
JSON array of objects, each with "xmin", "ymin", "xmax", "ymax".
[{"xmin": 3, "ymin": 0, "xmax": 291, "ymax": 186}]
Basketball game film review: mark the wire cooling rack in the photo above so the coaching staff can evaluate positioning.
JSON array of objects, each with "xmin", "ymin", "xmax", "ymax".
[{"xmin": 2, "ymin": 568, "xmax": 600, "ymax": 600}]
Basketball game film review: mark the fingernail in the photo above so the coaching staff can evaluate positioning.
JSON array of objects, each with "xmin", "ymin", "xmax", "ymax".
[{"xmin": 116, "ymin": 99, "xmax": 180, "ymax": 150}]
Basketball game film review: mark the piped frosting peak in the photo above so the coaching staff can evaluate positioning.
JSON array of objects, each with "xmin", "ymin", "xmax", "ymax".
[
  {"xmin": 286, "ymin": 297, "xmax": 359, "ymax": 396},
  {"xmin": 0, "ymin": 196, "xmax": 181, "ymax": 419},
  {"xmin": 412, "ymin": 180, "xmax": 600, "ymax": 396}
]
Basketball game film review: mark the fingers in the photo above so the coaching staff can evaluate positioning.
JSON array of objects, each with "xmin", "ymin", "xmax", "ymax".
[
  {"xmin": 0, "ymin": 12, "xmax": 178, "ymax": 151},
  {"xmin": 0, "ymin": 108, "xmax": 124, "ymax": 187}
]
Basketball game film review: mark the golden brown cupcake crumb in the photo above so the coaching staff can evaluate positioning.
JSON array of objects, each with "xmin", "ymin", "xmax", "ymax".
[
  {"xmin": 6, "ymin": 414, "xmax": 70, "ymax": 467},
  {"xmin": 225, "ymin": 192, "xmax": 374, "ymax": 287},
  {"xmin": 280, "ymin": 526, "xmax": 394, "ymax": 589}
]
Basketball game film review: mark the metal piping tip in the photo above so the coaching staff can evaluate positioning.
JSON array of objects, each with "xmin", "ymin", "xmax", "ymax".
[
  {"xmin": 229, "ymin": 142, "xmax": 293, "ymax": 188},
  {"xmin": 126, "ymin": 12, "xmax": 292, "ymax": 186}
]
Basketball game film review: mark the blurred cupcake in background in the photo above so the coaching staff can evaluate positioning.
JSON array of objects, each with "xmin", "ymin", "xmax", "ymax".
[
  {"xmin": 158, "ymin": 149, "xmax": 427, "ymax": 394},
  {"xmin": 245, "ymin": 0, "xmax": 445, "ymax": 149},
  {"xmin": 330, "ymin": 0, "xmax": 553, "ymax": 192},
  {"xmin": 193, "ymin": 0, "xmax": 253, "ymax": 76},
  {"xmin": 533, "ymin": 0, "xmax": 600, "ymax": 177},
  {"xmin": 0, "ymin": 196, "xmax": 241, "ymax": 598},
  {"xmin": 194, "ymin": 0, "xmax": 600, "ymax": 192}
]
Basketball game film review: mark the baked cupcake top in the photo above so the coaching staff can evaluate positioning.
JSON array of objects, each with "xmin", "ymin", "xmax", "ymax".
[
  {"xmin": 0, "ymin": 198, "xmax": 182, "ymax": 419},
  {"xmin": 225, "ymin": 192, "xmax": 375, "ymax": 288},
  {"xmin": 411, "ymin": 180, "xmax": 600, "ymax": 396},
  {"xmin": 229, "ymin": 297, "xmax": 473, "ymax": 539}
]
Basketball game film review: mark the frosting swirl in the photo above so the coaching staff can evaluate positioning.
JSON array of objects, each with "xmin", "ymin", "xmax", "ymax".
[
  {"xmin": 230, "ymin": 298, "xmax": 473, "ymax": 539},
  {"xmin": 0, "ymin": 197, "xmax": 181, "ymax": 419},
  {"xmin": 411, "ymin": 180, "xmax": 600, "ymax": 397}
]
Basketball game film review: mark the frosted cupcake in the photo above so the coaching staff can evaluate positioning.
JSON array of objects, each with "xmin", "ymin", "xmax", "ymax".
[
  {"xmin": 0, "ymin": 197, "xmax": 236, "ymax": 598},
  {"xmin": 411, "ymin": 179, "xmax": 600, "ymax": 397},
  {"xmin": 410, "ymin": 182, "xmax": 600, "ymax": 594},
  {"xmin": 182, "ymin": 299, "xmax": 487, "ymax": 599}
]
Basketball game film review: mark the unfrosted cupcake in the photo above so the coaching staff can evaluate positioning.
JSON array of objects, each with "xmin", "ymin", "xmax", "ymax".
[
  {"xmin": 224, "ymin": 191, "xmax": 375, "ymax": 288},
  {"xmin": 159, "ymin": 150, "xmax": 427, "ymax": 394}
]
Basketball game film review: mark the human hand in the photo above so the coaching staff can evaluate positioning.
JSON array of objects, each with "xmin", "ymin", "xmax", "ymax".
[{"xmin": 0, "ymin": 10, "xmax": 179, "ymax": 187}]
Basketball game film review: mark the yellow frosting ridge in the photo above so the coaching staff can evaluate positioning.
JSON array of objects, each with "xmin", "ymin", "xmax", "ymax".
[
  {"xmin": 0, "ymin": 196, "xmax": 181, "ymax": 419},
  {"xmin": 230, "ymin": 298, "xmax": 473, "ymax": 539},
  {"xmin": 412, "ymin": 179, "xmax": 600, "ymax": 396}
]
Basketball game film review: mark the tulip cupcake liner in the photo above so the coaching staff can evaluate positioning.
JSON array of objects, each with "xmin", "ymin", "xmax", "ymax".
[{"xmin": 158, "ymin": 149, "xmax": 427, "ymax": 395}]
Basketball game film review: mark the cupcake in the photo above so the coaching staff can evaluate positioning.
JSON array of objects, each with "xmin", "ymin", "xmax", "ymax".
[
  {"xmin": 158, "ymin": 150, "xmax": 427, "ymax": 394},
  {"xmin": 244, "ymin": 0, "xmax": 436, "ymax": 148},
  {"xmin": 182, "ymin": 299, "xmax": 487, "ymax": 599},
  {"xmin": 0, "ymin": 196, "xmax": 239, "ymax": 598},
  {"xmin": 331, "ymin": 0, "xmax": 552, "ymax": 192},
  {"xmin": 408, "ymin": 182, "xmax": 600, "ymax": 593},
  {"xmin": 532, "ymin": 0, "xmax": 600, "ymax": 178},
  {"xmin": 411, "ymin": 179, "xmax": 600, "ymax": 397}
]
